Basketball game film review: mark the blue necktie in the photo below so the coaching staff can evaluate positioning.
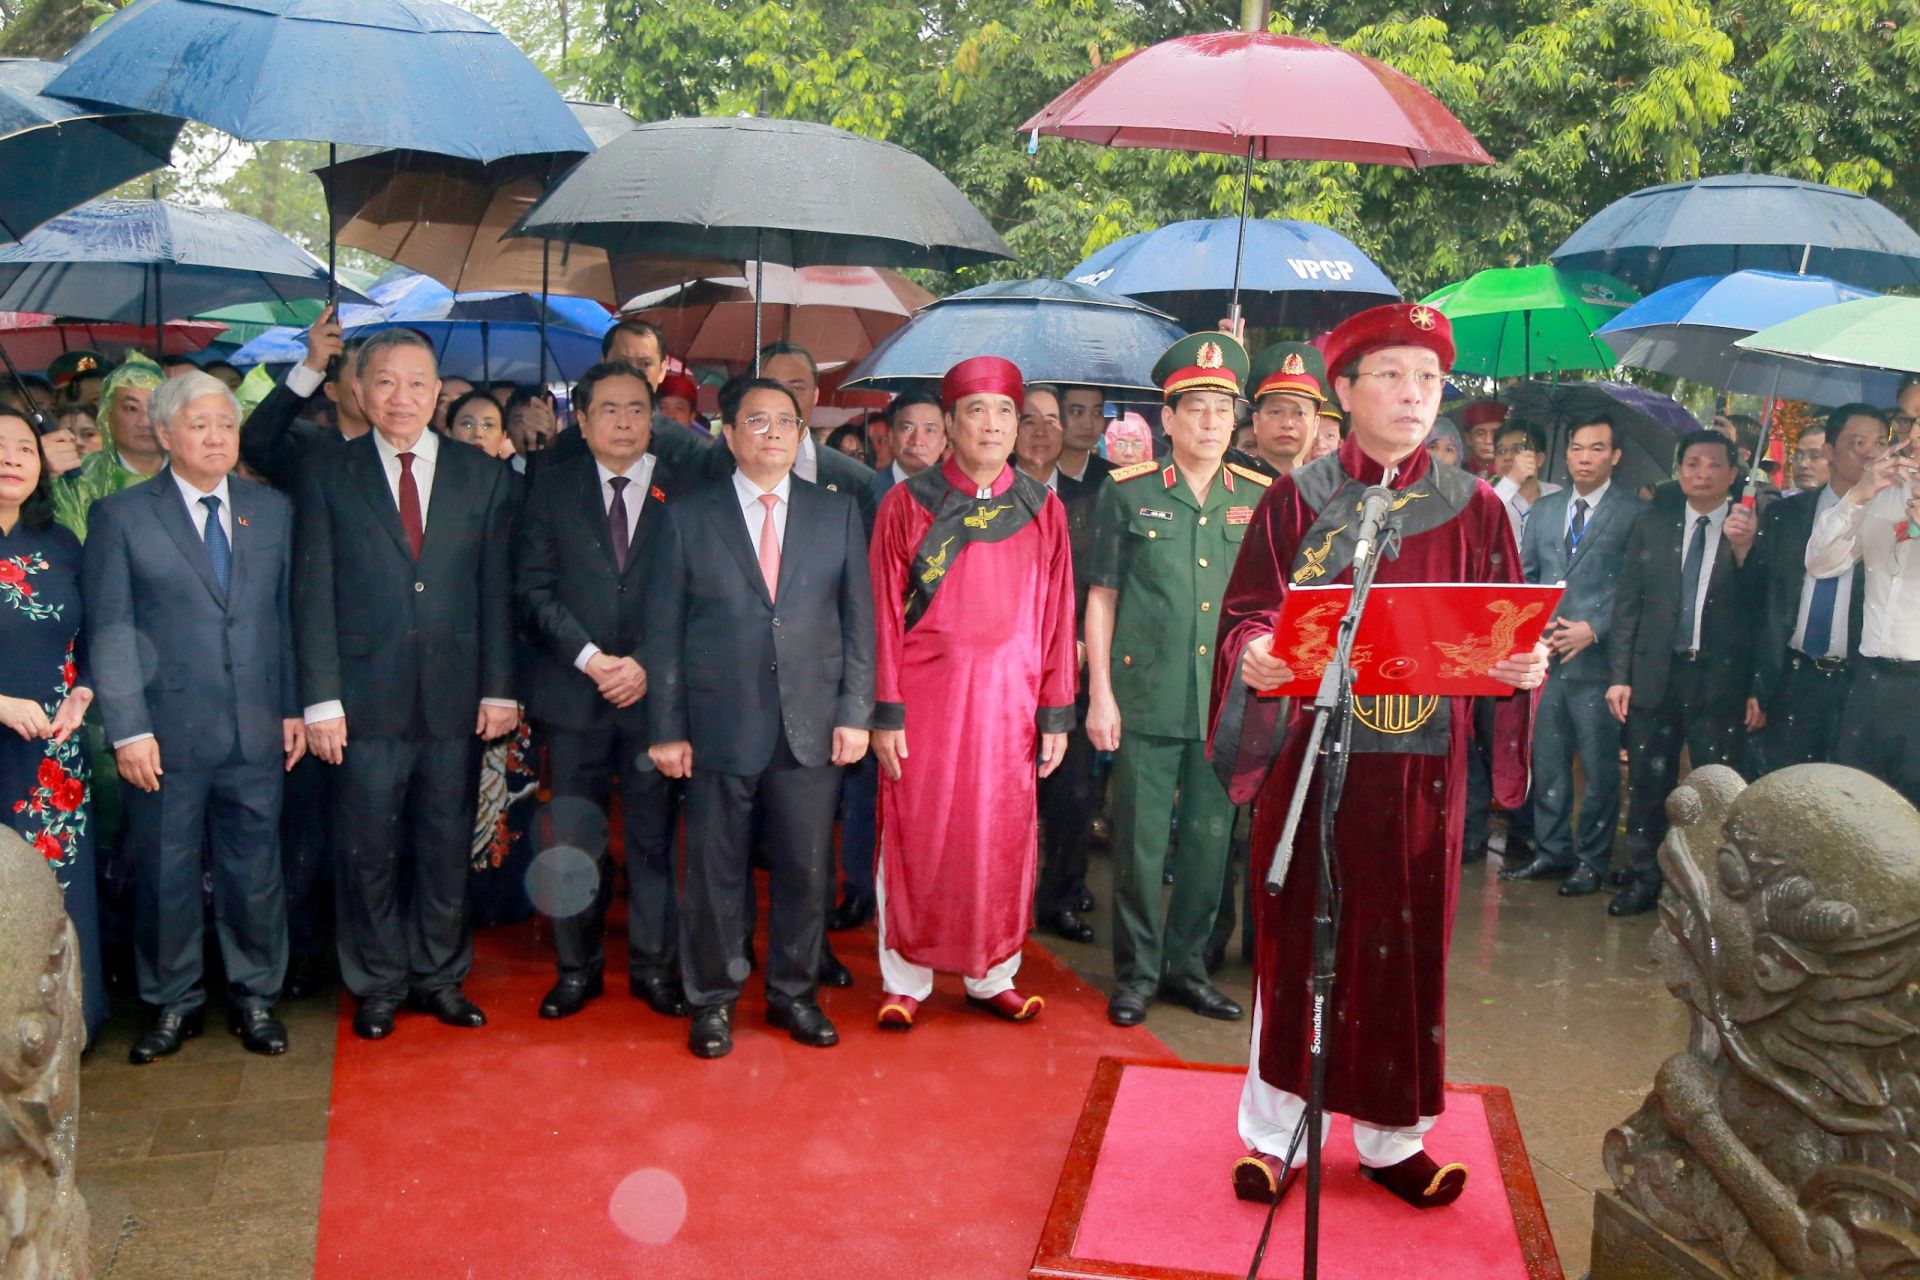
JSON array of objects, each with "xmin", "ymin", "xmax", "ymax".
[
  {"xmin": 1801, "ymin": 573, "xmax": 1839, "ymax": 659},
  {"xmin": 1673, "ymin": 514, "xmax": 1708, "ymax": 653},
  {"xmin": 200, "ymin": 494, "xmax": 231, "ymax": 596}
]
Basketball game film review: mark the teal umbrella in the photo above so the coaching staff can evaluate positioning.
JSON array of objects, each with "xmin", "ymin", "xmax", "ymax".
[
  {"xmin": 1423, "ymin": 265, "xmax": 1638, "ymax": 378},
  {"xmin": 1735, "ymin": 296, "xmax": 1920, "ymax": 377}
]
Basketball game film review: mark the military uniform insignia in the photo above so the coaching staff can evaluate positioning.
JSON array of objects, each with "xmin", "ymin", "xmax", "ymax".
[
  {"xmin": 1137, "ymin": 507, "xmax": 1173, "ymax": 521},
  {"xmin": 1226, "ymin": 506, "xmax": 1253, "ymax": 526},
  {"xmin": 1110, "ymin": 461, "xmax": 1158, "ymax": 483},
  {"xmin": 1226, "ymin": 463, "xmax": 1273, "ymax": 488},
  {"xmin": 1281, "ymin": 352, "xmax": 1305, "ymax": 375},
  {"xmin": 1161, "ymin": 464, "xmax": 1178, "ymax": 488},
  {"xmin": 1292, "ymin": 525, "xmax": 1347, "ymax": 584},
  {"xmin": 919, "ymin": 535, "xmax": 956, "ymax": 585},
  {"xmin": 962, "ymin": 502, "xmax": 1011, "ymax": 530},
  {"xmin": 1409, "ymin": 305, "xmax": 1438, "ymax": 330},
  {"xmin": 1196, "ymin": 341, "xmax": 1224, "ymax": 369}
]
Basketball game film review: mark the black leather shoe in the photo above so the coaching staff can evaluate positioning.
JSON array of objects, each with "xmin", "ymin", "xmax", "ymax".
[
  {"xmin": 827, "ymin": 889, "xmax": 875, "ymax": 932},
  {"xmin": 283, "ymin": 953, "xmax": 328, "ymax": 1000},
  {"xmin": 1603, "ymin": 868, "xmax": 1631, "ymax": 888},
  {"xmin": 129, "ymin": 1008, "xmax": 205, "ymax": 1064},
  {"xmin": 767, "ymin": 1000, "xmax": 840, "ymax": 1048},
  {"xmin": 352, "ymin": 999, "xmax": 398, "ymax": 1041},
  {"xmin": 228, "ymin": 1007, "xmax": 289, "ymax": 1056},
  {"xmin": 1558, "ymin": 866, "xmax": 1604, "ymax": 898},
  {"xmin": 1071, "ymin": 886, "xmax": 1096, "ymax": 914},
  {"xmin": 1498, "ymin": 855, "xmax": 1576, "ymax": 883},
  {"xmin": 1501, "ymin": 834, "xmax": 1537, "ymax": 864},
  {"xmin": 410, "ymin": 988, "xmax": 487, "ymax": 1028},
  {"xmin": 688, "ymin": 1004, "xmax": 734, "ymax": 1059},
  {"xmin": 629, "ymin": 974, "xmax": 690, "ymax": 1018},
  {"xmin": 540, "ymin": 971, "xmax": 604, "ymax": 1019},
  {"xmin": 1607, "ymin": 878, "xmax": 1663, "ymax": 917},
  {"xmin": 1041, "ymin": 909, "xmax": 1095, "ymax": 944},
  {"xmin": 1160, "ymin": 979, "xmax": 1245, "ymax": 1022},
  {"xmin": 817, "ymin": 947, "xmax": 854, "ymax": 988},
  {"xmin": 1107, "ymin": 990, "xmax": 1148, "ymax": 1027},
  {"xmin": 1203, "ymin": 941, "xmax": 1228, "ymax": 975}
]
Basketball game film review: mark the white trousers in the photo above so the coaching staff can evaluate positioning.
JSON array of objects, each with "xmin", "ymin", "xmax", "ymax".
[
  {"xmin": 874, "ymin": 863, "xmax": 1021, "ymax": 1001},
  {"xmin": 1238, "ymin": 994, "xmax": 1435, "ymax": 1169}
]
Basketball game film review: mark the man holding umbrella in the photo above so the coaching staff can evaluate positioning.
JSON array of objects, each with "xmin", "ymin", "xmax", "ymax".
[{"xmin": 1086, "ymin": 332, "xmax": 1263, "ymax": 1028}]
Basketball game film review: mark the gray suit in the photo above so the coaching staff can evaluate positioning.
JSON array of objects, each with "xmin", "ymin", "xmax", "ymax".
[
  {"xmin": 83, "ymin": 469, "xmax": 295, "ymax": 1015},
  {"xmin": 1520, "ymin": 483, "xmax": 1645, "ymax": 873}
]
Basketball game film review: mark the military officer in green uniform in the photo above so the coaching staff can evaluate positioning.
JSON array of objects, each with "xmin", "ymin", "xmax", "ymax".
[{"xmin": 1085, "ymin": 332, "xmax": 1268, "ymax": 1027}]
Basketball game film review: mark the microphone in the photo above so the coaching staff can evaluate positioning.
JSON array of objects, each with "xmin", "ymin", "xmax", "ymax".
[{"xmin": 1351, "ymin": 486, "xmax": 1395, "ymax": 568}]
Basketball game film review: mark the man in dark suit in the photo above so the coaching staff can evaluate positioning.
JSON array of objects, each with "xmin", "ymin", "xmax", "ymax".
[
  {"xmin": 514, "ymin": 360, "xmax": 689, "ymax": 1021},
  {"xmin": 84, "ymin": 372, "xmax": 303, "ymax": 1063},
  {"xmin": 239, "ymin": 308, "xmax": 361, "ymax": 491},
  {"xmin": 294, "ymin": 329, "xmax": 518, "ymax": 1040},
  {"xmin": 1754, "ymin": 405, "xmax": 1879, "ymax": 772},
  {"xmin": 1507, "ymin": 413, "xmax": 1646, "ymax": 895},
  {"xmin": 532, "ymin": 319, "xmax": 718, "ymax": 481},
  {"xmin": 646, "ymin": 376, "xmax": 875, "ymax": 1060},
  {"xmin": 1606, "ymin": 430, "xmax": 1762, "ymax": 916},
  {"xmin": 1059, "ymin": 386, "xmax": 1117, "ymax": 486},
  {"xmin": 759, "ymin": 342, "xmax": 879, "ymax": 532},
  {"xmin": 865, "ymin": 391, "xmax": 946, "ymax": 508}
]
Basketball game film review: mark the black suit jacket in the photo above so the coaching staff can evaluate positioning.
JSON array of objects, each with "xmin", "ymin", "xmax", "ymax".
[
  {"xmin": 1056, "ymin": 471, "xmax": 1100, "ymax": 628},
  {"xmin": 241, "ymin": 377, "xmax": 342, "ymax": 492},
  {"xmin": 514, "ymin": 454, "xmax": 680, "ymax": 734},
  {"xmin": 644, "ymin": 476, "xmax": 875, "ymax": 774},
  {"xmin": 1610, "ymin": 502, "xmax": 1761, "ymax": 713},
  {"xmin": 293, "ymin": 432, "xmax": 515, "ymax": 739},
  {"xmin": 83, "ymin": 470, "xmax": 297, "ymax": 769},
  {"xmin": 1756, "ymin": 488, "xmax": 1867, "ymax": 707}
]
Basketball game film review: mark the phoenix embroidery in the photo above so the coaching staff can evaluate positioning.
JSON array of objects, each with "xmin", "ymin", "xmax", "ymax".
[
  {"xmin": 1433, "ymin": 600, "xmax": 1545, "ymax": 678},
  {"xmin": 1292, "ymin": 525, "xmax": 1347, "ymax": 584},
  {"xmin": 919, "ymin": 535, "xmax": 957, "ymax": 585},
  {"xmin": 962, "ymin": 503, "xmax": 1011, "ymax": 530}
]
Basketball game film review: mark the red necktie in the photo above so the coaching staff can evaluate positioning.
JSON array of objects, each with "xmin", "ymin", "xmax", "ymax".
[
  {"xmin": 397, "ymin": 450, "xmax": 424, "ymax": 559},
  {"xmin": 758, "ymin": 493, "xmax": 780, "ymax": 601}
]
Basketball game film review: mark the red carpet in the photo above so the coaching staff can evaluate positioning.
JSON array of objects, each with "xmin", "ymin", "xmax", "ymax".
[
  {"xmin": 314, "ymin": 921, "xmax": 1176, "ymax": 1278},
  {"xmin": 1033, "ymin": 1060, "xmax": 1563, "ymax": 1279}
]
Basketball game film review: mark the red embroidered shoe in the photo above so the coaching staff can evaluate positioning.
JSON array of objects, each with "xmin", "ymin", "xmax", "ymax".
[
  {"xmin": 877, "ymin": 993, "xmax": 920, "ymax": 1030},
  {"xmin": 1231, "ymin": 1152, "xmax": 1296, "ymax": 1205},
  {"xmin": 1359, "ymin": 1151, "xmax": 1468, "ymax": 1209},
  {"xmin": 964, "ymin": 989, "xmax": 1044, "ymax": 1022}
]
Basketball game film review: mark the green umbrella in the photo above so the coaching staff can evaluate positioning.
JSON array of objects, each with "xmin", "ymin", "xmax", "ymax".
[
  {"xmin": 193, "ymin": 266, "xmax": 382, "ymax": 344},
  {"xmin": 1422, "ymin": 265, "xmax": 1637, "ymax": 379},
  {"xmin": 1734, "ymin": 295, "xmax": 1920, "ymax": 376}
]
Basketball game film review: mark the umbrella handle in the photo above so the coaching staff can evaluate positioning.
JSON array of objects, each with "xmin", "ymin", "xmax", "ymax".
[{"xmin": 327, "ymin": 143, "xmax": 338, "ymax": 307}]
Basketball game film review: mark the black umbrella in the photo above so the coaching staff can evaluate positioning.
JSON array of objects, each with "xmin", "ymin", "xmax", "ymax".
[
  {"xmin": 1551, "ymin": 171, "xmax": 1920, "ymax": 292},
  {"xmin": 511, "ymin": 116, "xmax": 1013, "ymax": 361},
  {"xmin": 1500, "ymin": 380, "xmax": 1702, "ymax": 495}
]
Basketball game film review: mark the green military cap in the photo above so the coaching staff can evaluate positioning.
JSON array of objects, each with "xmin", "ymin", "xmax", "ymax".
[
  {"xmin": 1152, "ymin": 331, "xmax": 1249, "ymax": 400},
  {"xmin": 47, "ymin": 349, "xmax": 109, "ymax": 391},
  {"xmin": 1248, "ymin": 341, "xmax": 1328, "ymax": 404}
]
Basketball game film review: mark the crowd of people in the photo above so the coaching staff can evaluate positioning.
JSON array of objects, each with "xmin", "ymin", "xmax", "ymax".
[{"xmin": 2, "ymin": 296, "xmax": 1916, "ymax": 1208}]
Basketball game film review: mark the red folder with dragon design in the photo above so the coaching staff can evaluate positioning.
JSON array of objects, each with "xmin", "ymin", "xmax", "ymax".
[{"xmin": 1262, "ymin": 583, "xmax": 1566, "ymax": 698}]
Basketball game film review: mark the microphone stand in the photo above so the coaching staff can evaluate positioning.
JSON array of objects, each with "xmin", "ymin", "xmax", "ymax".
[{"xmin": 1253, "ymin": 500, "xmax": 1401, "ymax": 1280}]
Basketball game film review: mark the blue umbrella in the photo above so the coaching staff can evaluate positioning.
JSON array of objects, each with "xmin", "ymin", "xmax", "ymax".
[
  {"xmin": 0, "ymin": 199, "xmax": 361, "ymax": 331},
  {"xmin": 0, "ymin": 60, "xmax": 183, "ymax": 245},
  {"xmin": 1067, "ymin": 218, "xmax": 1398, "ymax": 329},
  {"xmin": 1596, "ymin": 269, "xmax": 1891, "ymax": 404},
  {"xmin": 46, "ymin": 0, "xmax": 593, "ymax": 289},
  {"xmin": 1551, "ymin": 171, "xmax": 1920, "ymax": 292},
  {"xmin": 840, "ymin": 278, "xmax": 1185, "ymax": 395}
]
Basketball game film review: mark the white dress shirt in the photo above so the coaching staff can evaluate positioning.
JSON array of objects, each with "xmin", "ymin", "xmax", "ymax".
[
  {"xmin": 1807, "ymin": 482, "xmax": 1920, "ymax": 660},
  {"xmin": 572, "ymin": 454, "xmax": 659, "ymax": 672},
  {"xmin": 734, "ymin": 469, "xmax": 791, "ymax": 560},
  {"xmin": 889, "ymin": 459, "xmax": 911, "ymax": 487},
  {"xmin": 114, "ymin": 471, "xmax": 235, "ymax": 749},
  {"xmin": 1678, "ymin": 502, "xmax": 1728, "ymax": 650},
  {"xmin": 792, "ymin": 431, "xmax": 818, "ymax": 485},
  {"xmin": 1563, "ymin": 478, "xmax": 1611, "ymax": 547},
  {"xmin": 305, "ymin": 427, "xmax": 515, "ymax": 724},
  {"xmin": 1789, "ymin": 484, "xmax": 1854, "ymax": 658}
]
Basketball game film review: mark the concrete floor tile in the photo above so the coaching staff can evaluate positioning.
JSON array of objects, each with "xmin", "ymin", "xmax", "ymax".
[
  {"xmin": 79, "ymin": 1055, "xmax": 247, "ymax": 1114},
  {"xmin": 107, "ymin": 1199, "xmax": 317, "ymax": 1279},
  {"xmin": 212, "ymin": 1142, "xmax": 327, "ymax": 1207},
  {"xmin": 76, "ymin": 1106, "xmax": 161, "ymax": 1163},
  {"xmin": 76, "ymin": 1151, "xmax": 224, "ymax": 1214},
  {"xmin": 148, "ymin": 1098, "xmax": 332, "ymax": 1157}
]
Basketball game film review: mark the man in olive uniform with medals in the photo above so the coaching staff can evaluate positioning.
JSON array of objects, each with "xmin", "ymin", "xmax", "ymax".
[{"xmin": 1085, "ymin": 332, "xmax": 1266, "ymax": 1027}]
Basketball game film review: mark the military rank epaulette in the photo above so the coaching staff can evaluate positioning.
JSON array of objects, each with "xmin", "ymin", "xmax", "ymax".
[
  {"xmin": 1226, "ymin": 462, "xmax": 1273, "ymax": 488},
  {"xmin": 1109, "ymin": 460, "xmax": 1159, "ymax": 483}
]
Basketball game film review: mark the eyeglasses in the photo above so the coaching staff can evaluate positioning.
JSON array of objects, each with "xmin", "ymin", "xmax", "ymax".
[
  {"xmin": 1354, "ymin": 368, "xmax": 1444, "ymax": 393},
  {"xmin": 1495, "ymin": 444, "xmax": 1535, "ymax": 457},
  {"xmin": 740, "ymin": 413, "xmax": 801, "ymax": 434}
]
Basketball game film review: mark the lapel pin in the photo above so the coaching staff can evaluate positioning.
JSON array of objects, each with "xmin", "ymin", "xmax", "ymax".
[{"xmin": 235, "ymin": 515, "xmax": 249, "ymax": 527}]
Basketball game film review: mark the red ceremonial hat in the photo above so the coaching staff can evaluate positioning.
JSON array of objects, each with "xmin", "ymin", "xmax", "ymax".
[
  {"xmin": 940, "ymin": 355, "xmax": 1024, "ymax": 413},
  {"xmin": 656, "ymin": 370, "xmax": 699, "ymax": 403},
  {"xmin": 1460, "ymin": 400, "xmax": 1509, "ymax": 428},
  {"xmin": 1321, "ymin": 302, "xmax": 1455, "ymax": 383}
]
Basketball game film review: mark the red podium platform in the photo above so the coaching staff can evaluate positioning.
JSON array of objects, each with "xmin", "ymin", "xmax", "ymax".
[{"xmin": 1031, "ymin": 1059, "xmax": 1564, "ymax": 1279}]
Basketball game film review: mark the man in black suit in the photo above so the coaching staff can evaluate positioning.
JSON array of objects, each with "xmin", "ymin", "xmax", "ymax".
[
  {"xmin": 759, "ymin": 342, "xmax": 879, "ymax": 532},
  {"xmin": 1754, "ymin": 406, "xmax": 1879, "ymax": 773},
  {"xmin": 646, "ymin": 376, "xmax": 875, "ymax": 1059},
  {"xmin": 1606, "ymin": 430, "xmax": 1763, "ymax": 916},
  {"xmin": 1059, "ymin": 386, "xmax": 1117, "ymax": 486},
  {"xmin": 865, "ymin": 391, "xmax": 946, "ymax": 508},
  {"xmin": 514, "ymin": 361, "xmax": 689, "ymax": 1021},
  {"xmin": 84, "ymin": 372, "xmax": 303, "ymax": 1063},
  {"xmin": 294, "ymin": 329, "xmax": 518, "ymax": 1040}
]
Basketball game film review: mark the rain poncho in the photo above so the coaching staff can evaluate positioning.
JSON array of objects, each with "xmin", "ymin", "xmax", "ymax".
[{"xmin": 51, "ymin": 355, "xmax": 164, "ymax": 541}]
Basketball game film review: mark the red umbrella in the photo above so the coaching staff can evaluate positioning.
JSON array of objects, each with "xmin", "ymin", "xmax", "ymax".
[
  {"xmin": 1021, "ymin": 30, "xmax": 1492, "ymax": 321},
  {"xmin": 627, "ymin": 263, "xmax": 934, "ymax": 372},
  {"xmin": 0, "ymin": 312, "xmax": 227, "ymax": 370}
]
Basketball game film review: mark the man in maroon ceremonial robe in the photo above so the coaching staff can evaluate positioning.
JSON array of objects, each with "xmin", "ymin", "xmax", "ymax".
[
  {"xmin": 868, "ymin": 356, "xmax": 1077, "ymax": 1029},
  {"xmin": 1208, "ymin": 304, "xmax": 1548, "ymax": 1209}
]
